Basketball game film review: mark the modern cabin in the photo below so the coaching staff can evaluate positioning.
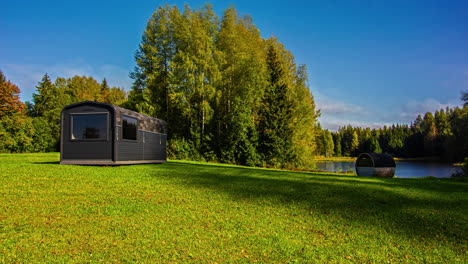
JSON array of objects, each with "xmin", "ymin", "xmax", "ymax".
[
  {"xmin": 60, "ymin": 101, "xmax": 167, "ymax": 165},
  {"xmin": 355, "ymin": 153, "xmax": 396, "ymax": 177}
]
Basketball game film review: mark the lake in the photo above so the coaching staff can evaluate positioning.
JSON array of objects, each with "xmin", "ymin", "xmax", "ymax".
[{"xmin": 314, "ymin": 161, "xmax": 460, "ymax": 178}]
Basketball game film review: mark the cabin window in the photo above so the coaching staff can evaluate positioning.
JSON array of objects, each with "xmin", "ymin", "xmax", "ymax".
[
  {"xmin": 122, "ymin": 115, "xmax": 137, "ymax": 140},
  {"xmin": 71, "ymin": 113, "xmax": 108, "ymax": 140}
]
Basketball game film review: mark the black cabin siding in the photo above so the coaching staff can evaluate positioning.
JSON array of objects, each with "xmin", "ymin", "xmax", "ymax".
[
  {"xmin": 143, "ymin": 132, "xmax": 166, "ymax": 161},
  {"xmin": 61, "ymin": 105, "xmax": 113, "ymax": 160},
  {"xmin": 116, "ymin": 130, "xmax": 166, "ymax": 161}
]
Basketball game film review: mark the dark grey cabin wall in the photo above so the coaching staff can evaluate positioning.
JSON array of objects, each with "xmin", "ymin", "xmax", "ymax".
[
  {"xmin": 61, "ymin": 105, "xmax": 113, "ymax": 160},
  {"xmin": 143, "ymin": 132, "xmax": 166, "ymax": 160},
  {"xmin": 116, "ymin": 129, "xmax": 166, "ymax": 161}
]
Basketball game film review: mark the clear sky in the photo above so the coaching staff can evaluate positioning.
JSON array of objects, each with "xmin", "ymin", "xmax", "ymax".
[{"xmin": 1, "ymin": 0, "xmax": 467, "ymax": 130}]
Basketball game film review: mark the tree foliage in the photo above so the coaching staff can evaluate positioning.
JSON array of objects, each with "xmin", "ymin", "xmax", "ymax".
[
  {"xmin": 462, "ymin": 90, "xmax": 468, "ymax": 107},
  {"xmin": 322, "ymin": 105, "xmax": 468, "ymax": 162},
  {"xmin": 129, "ymin": 4, "xmax": 319, "ymax": 168},
  {"xmin": 0, "ymin": 70, "xmax": 25, "ymax": 117}
]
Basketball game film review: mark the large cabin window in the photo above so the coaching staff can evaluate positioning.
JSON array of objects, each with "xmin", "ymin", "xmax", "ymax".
[
  {"xmin": 71, "ymin": 113, "xmax": 108, "ymax": 140},
  {"xmin": 122, "ymin": 115, "xmax": 137, "ymax": 140}
]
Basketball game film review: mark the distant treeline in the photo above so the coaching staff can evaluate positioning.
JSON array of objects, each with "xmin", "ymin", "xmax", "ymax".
[
  {"xmin": 0, "ymin": 72, "xmax": 126, "ymax": 152},
  {"xmin": 315, "ymin": 105, "xmax": 468, "ymax": 162}
]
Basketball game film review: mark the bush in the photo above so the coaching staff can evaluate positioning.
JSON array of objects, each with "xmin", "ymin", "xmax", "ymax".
[
  {"xmin": 167, "ymin": 138, "xmax": 204, "ymax": 161},
  {"xmin": 0, "ymin": 114, "xmax": 34, "ymax": 153},
  {"xmin": 31, "ymin": 117, "xmax": 57, "ymax": 152}
]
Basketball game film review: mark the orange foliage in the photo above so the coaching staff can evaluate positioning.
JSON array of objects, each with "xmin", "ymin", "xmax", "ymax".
[{"xmin": 0, "ymin": 73, "xmax": 25, "ymax": 117}]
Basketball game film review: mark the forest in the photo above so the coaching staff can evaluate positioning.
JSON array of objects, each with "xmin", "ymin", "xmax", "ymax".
[
  {"xmin": 1, "ymin": 4, "xmax": 467, "ymax": 167},
  {"xmin": 315, "ymin": 106, "xmax": 468, "ymax": 162}
]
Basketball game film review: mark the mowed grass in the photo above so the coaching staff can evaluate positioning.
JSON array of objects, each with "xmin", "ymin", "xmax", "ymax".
[{"xmin": 0, "ymin": 153, "xmax": 467, "ymax": 263}]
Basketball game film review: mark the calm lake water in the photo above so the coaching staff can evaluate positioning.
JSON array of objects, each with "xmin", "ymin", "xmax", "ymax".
[{"xmin": 314, "ymin": 161, "xmax": 460, "ymax": 178}]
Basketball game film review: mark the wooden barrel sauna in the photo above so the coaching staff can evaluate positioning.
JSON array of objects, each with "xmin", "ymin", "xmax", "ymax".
[{"xmin": 355, "ymin": 153, "xmax": 396, "ymax": 177}]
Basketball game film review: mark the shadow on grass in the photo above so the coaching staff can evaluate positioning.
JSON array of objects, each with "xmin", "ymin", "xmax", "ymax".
[
  {"xmin": 33, "ymin": 161, "xmax": 60, "ymax": 165},
  {"xmin": 155, "ymin": 161, "xmax": 468, "ymax": 247}
]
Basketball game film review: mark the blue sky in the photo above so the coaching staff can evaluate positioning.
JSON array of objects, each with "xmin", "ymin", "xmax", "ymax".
[{"xmin": 1, "ymin": 0, "xmax": 467, "ymax": 130}]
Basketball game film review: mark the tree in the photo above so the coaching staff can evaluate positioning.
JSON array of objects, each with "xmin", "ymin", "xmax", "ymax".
[
  {"xmin": 214, "ymin": 6, "xmax": 266, "ymax": 165},
  {"xmin": 129, "ymin": 3, "xmax": 320, "ymax": 166},
  {"xmin": 322, "ymin": 129, "xmax": 335, "ymax": 157},
  {"xmin": 332, "ymin": 132, "xmax": 342, "ymax": 157},
  {"xmin": 462, "ymin": 90, "xmax": 468, "ymax": 107},
  {"xmin": 449, "ymin": 107, "xmax": 468, "ymax": 162},
  {"xmin": 369, "ymin": 136, "xmax": 382, "ymax": 153},
  {"xmin": 0, "ymin": 114, "xmax": 34, "ymax": 153},
  {"xmin": 170, "ymin": 4, "xmax": 220, "ymax": 148},
  {"xmin": 108, "ymin": 87, "xmax": 127, "ymax": 105},
  {"xmin": 130, "ymin": 4, "xmax": 181, "ymax": 121},
  {"xmin": 258, "ymin": 38, "xmax": 295, "ymax": 167},
  {"xmin": 67, "ymin": 76, "xmax": 102, "ymax": 101},
  {"xmin": 99, "ymin": 78, "xmax": 110, "ymax": 103},
  {"xmin": 32, "ymin": 74, "xmax": 73, "ymax": 150},
  {"xmin": 339, "ymin": 126, "xmax": 359, "ymax": 156},
  {"xmin": 422, "ymin": 112, "xmax": 437, "ymax": 156},
  {"xmin": 290, "ymin": 64, "xmax": 320, "ymax": 166},
  {"xmin": 0, "ymin": 70, "xmax": 25, "ymax": 117}
]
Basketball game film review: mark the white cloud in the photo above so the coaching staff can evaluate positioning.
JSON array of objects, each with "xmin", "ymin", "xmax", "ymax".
[
  {"xmin": 314, "ymin": 91, "xmax": 384, "ymax": 130},
  {"xmin": 313, "ymin": 87, "xmax": 461, "ymax": 131},
  {"xmin": 1, "ymin": 62, "xmax": 133, "ymax": 102},
  {"xmin": 315, "ymin": 92, "xmax": 367, "ymax": 116},
  {"xmin": 398, "ymin": 98, "xmax": 458, "ymax": 122}
]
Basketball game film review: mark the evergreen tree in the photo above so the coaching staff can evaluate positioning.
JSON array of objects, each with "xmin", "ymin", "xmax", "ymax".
[
  {"xmin": 450, "ymin": 107, "xmax": 468, "ymax": 162},
  {"xmin": 32, "ymin": 74, "xmax": 73, "ymax": 150},
  {"xmin": 332, "ymin": 132, "xmax": 342, "ymax": 157},
  {"xmin": 369, "ymin": 136, "xmax": 382, "ymax": 153},
  {"xmin": 99, "ymin": 78, "xmax": 110, "ymax": 103},
  {"xmin": 422, "ymin": 112, "xmax": 437, "ymax": 156},
  {"xmin": 323, "ymin": 129, "xmax": 334, "ymax": 157},
  {"xmin": 258, "ymin": 39, "xmax": 295, "ymax": 167}
]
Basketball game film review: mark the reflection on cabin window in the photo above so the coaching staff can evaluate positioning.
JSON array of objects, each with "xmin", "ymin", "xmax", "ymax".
[
  {"xmin": 71, "ymin": 114, "xmax": 108, "ymax": 140},
  {"xmin": 122, "ymin": 115, "xmax": 137, "ymax": 140}
]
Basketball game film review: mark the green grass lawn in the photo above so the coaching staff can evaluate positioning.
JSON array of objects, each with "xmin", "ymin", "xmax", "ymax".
[{"xmin": 0, "ymin": 153, "xmax": 467, "ymax": 263}]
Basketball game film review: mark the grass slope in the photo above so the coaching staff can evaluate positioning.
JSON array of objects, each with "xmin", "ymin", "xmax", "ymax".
[{"xmin": 0, "ymin": 153, "xmax": 467, "ymax": 263}]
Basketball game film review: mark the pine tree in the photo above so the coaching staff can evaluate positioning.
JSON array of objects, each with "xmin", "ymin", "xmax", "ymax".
[
  {"xmin": 33, "ymin": 74, "xmax": 73, "ymax": 150},
  {"xmin": 422, "ymin": 112, "xmax": 437, "ymax": 156},
  {"xmin": 369, "ymin": 136, "xmax": 382, "ymax": 153},
  {"xmin": 332, "ymin": 132, "xmax": 342, "ymax": 157},
  {"xmin": 258, "ymin": 39, "xmax": 295, "ymax": 167},
  {"xmin": 99, "ymin": 78, "xmax": 111, "ymax": 103}
]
